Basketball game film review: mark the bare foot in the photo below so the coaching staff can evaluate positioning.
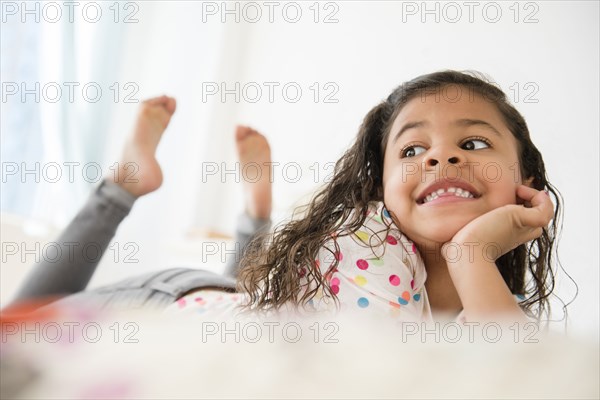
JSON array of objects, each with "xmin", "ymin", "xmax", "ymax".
[
  {"xmin": 235, "ymin": 125, "xmax": 272, "ymax": 219},
  {"xmin": 114, "ymin": 96, "xmax": 176, "ymax": 197}
]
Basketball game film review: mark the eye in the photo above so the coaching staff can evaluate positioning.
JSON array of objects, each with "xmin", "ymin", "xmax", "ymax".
[
  {"xmin": 461, "ymin": 137, "xmax": 491, "ymax": 151},
  {"xmin": 401, "ymin": 144, "xmax": 426, "ymax": 158}
]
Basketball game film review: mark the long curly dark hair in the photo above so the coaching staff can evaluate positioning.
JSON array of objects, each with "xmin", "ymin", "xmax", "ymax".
[{"xmin": 237, "ymin": 70, "xmax": 566, "ymax": 324}]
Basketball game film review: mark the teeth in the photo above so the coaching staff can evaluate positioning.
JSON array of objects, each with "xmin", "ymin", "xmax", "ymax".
[{"xmin": 422, "ymin": 187, "xmax": 475, "ymax": 204}]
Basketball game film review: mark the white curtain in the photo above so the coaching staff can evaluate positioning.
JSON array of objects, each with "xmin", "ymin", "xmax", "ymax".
[
  {"xmin": 2, "ymin": 2, "xmax": 239, "ymax": 235},
  {"xmin": 2, "ymin": 3, "xmax": 128, "ymax": 227},
  {"xmin": 1, "ymin": 15, "xmax": 43, "ymax": 217}
]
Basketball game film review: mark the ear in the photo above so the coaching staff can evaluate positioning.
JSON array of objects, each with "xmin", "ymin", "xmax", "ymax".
[{"xmin": 522, "ymin": 176, "xmax": 535, "ymax": 187}]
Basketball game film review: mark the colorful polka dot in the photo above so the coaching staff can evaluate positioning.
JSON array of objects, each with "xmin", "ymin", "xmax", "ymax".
[
  {"xmin": 331, "ymin": 277, "xmax": 340, "ymax": 286},
  {"xmin": 335, "ymin": 251, "xmax": 343, "ymax": 261},
  {"xmin": 386, "ymin": 235, "xmax": 398, "ymax": 245},
  {"xmin": 194, "ymin": 297, "xmax": 206, "ymax": 306},
  {"xmin": 370, "ymin": 258, "xmax": 384, "ymax": 267},
  {"xmin": 354, "ymin": 275, "xmax": 367, "ymax": 286},
  {"xmin": 383, "ymin": 209, "xmax": 391, "ymax": 219},
  {"xmin": 410, "ymin": 279, "xmax": 415, "ymax": 290},
  {"xmin": 389, "ymin": 301, "xmax": 401, "ymax": 309},
  {"xmin": 356, "ymin": 259, "xmax": 369, "ymax": 270},
  {"xmin": 411, "ymin": 243, "xmax": 417, "ymax": 254},
  {"xmin": 331, "ymin": 285, "xmax": 340, "ymax": 295},
  {"xmin": 413, "ymin": 293, "xmax": 421, "ymax": 301},
  {"xmin": 355, "ymin": 231, "xmax": 369, "ymax": 243},
  {"xmin": 177, "ymin": 298, "xmax": 187, "ymax": 308},
  {"xmin": 398, "ymin": 291, "xmax": 410, "ymax": 305},
  {"xmin": 298, "ymin": 267, "xmax": 307, "ymax": 277},
  {"xmin": 357, "ymin": 297, "xmax": 369, "ymax": 308},
  {"xmin": 389, "ymin": 274, "xmax": 400, "ymax": 286}
]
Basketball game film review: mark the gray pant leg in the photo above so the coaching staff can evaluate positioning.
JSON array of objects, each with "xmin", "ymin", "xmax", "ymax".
[
  {"xmin": 11, "ymin": 179, "xmax": 136, "ymax": 303},
  {"xmin": 222, "ymin": 213, "xmax": 271, "ymax": 279}
]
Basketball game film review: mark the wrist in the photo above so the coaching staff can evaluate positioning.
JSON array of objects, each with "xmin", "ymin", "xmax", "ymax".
[
  {"xmin": 442, "ymin": 242, "xmax": 524, "ymax": 322},
  {"xmin": 442, "ymin": 240, "xmax": 498, "ymax": 268}
]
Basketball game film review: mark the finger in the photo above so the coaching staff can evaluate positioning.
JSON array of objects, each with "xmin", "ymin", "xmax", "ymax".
[
  {"xmin": 515, "ymin": 185, "xmax": 540, "ymax": 208},
  {"xmin": 516, "ymin": 185, "xmax": 542, "ymax": 203},
  {"xmin": 516, "ymin": 185, "xmax": 554, "ymax": 216},
  {"xmin": 512, "ymin": 196, "xmax": 554, "ymax": 229},
  {"xmin": 534, "ymin": 188, "xmax": 554, "ymax": 222}
]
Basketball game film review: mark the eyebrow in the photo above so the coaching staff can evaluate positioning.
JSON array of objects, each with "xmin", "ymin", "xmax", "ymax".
[{"xmin": 392, "ymin": 118, "xmax": 502, "ymax": 144}]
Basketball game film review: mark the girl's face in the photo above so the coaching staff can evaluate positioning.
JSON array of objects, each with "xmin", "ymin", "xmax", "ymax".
[{"xmin": 382, "ymin": 85, "xmax": 526, "ymax": 247}]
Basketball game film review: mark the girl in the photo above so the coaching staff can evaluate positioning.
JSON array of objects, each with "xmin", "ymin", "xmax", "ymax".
[
  {"xmin": 7, "ymin": 71, "xmax": 562, "ymax": 326},
  {"xmin": 237, "ymin": 70, "xmax": 562, "ymax": 325}
]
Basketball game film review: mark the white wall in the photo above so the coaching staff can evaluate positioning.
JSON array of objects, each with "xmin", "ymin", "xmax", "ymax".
[
  {"xmin": 3, "ymin": 1, "xmax": 598, "ymax": 336},
  {"xmin": 162, "ymin": 1, "xmax": 597, "ymax": 335}
]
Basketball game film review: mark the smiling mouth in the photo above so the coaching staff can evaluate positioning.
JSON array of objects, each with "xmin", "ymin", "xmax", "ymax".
[{"xmin": 417, "ymin": 187, "xmax": 480, "ymax": 205}]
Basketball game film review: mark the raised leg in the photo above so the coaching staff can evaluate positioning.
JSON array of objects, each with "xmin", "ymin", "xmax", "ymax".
[
  {"xmin": 223, "ymin": 126, "xmax": 273, "ymax": 278},
  {"xmin": 10, "ymin": 96, "xmax": 177, "ymax": 307}
]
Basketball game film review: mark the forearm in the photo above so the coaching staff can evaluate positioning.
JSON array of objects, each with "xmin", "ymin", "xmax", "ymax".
[{"xmin": 445, "ymin": 244, "xmax": 527, "ymax": 323}]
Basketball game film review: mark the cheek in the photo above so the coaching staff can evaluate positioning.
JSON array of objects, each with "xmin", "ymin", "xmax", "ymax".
[
  {"xmin": 382, "ymin": 169, "xmax": 414, "ymax": 212},
  {"xmin": 486, "ymin": 174, "xmax": 520, "ymax": 206}
]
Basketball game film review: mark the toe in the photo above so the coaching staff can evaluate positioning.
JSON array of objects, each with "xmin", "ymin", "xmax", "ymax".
[
  {"xmin": 144, "ymin": 96, "xmax": 165, "ymax": 106},
  {"xmin": 165, "ymin": 97, "xmax": 177, "ymax": 115},
  {"xmin": 235, "ymin": 125, "xmax": 252, "ymax": 141}
]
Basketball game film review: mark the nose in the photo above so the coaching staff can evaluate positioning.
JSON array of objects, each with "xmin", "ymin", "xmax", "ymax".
[{"xmin": 424, "ymin": 148, "xmax": 463, "ymax": 168}]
